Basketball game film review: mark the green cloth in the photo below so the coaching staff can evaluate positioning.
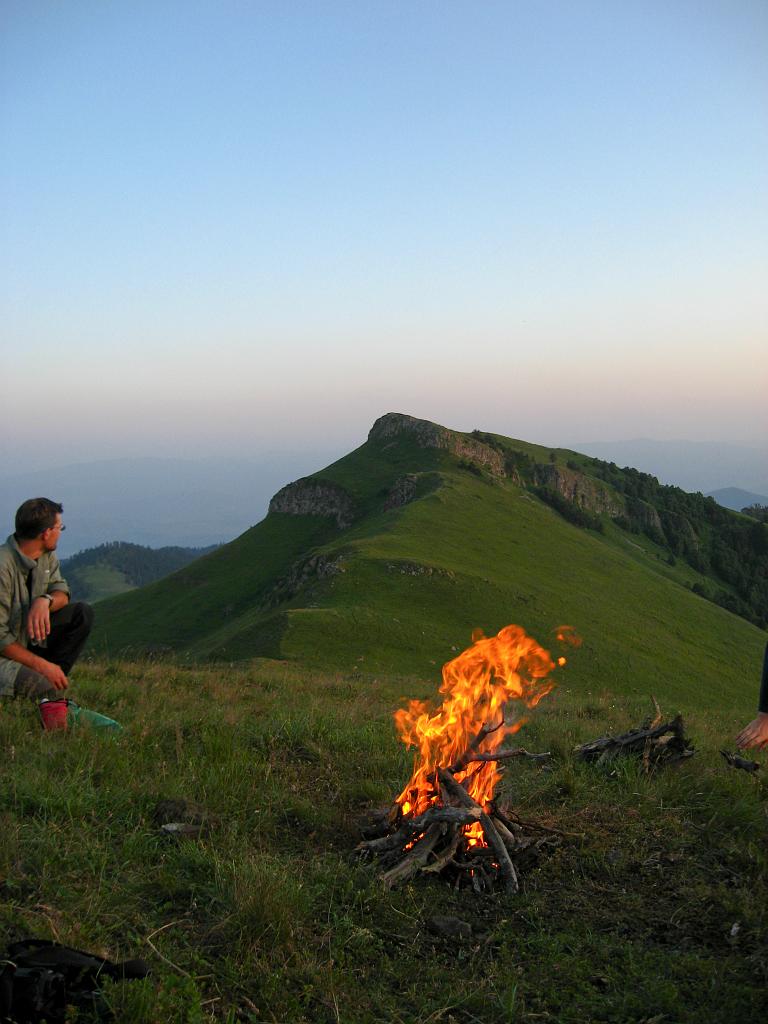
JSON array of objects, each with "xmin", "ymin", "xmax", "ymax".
[{"xmin": 0, "ymin": 534, "xmax": 70, "ymax": 696}]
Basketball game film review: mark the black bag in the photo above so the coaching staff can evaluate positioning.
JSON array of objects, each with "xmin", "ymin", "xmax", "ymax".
[{"xmin": 0, "ymin": 939, "xmax": 149, "ymax": 1023}]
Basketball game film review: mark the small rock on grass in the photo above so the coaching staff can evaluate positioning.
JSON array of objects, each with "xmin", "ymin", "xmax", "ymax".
[
  {"xmin": 160, "ymin": 822, "xmax": 206, "ymax": 838},
  {"xmin": 426, "ymin": 915, "xmax": 472, "ymax": 940},
  {"xmin": 153, "ymin": 798, "xmax": 219, "ymax": 838}
]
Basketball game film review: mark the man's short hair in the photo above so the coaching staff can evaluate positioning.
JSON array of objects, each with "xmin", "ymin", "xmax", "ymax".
[{"xmin": 15, "ymin": 498, "xmax": 63, "ymax": 540}]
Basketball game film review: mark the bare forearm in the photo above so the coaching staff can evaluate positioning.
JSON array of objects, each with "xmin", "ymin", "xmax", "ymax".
[
  {"xmin": 27, "ymin": 594, "xmax": 66, "ymax": 644},
  {"xmin": 1, "ymin": 641, "xmax": 68, "ymax": 690},
  {"xmin": 1, "ymin": 641, "xmax": 51, "ymax": 673}
]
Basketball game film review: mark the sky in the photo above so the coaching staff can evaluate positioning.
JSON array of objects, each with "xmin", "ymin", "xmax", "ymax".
[{"xmin": 2, "ymin": 0, "xmax": 766, "ymax": 474}]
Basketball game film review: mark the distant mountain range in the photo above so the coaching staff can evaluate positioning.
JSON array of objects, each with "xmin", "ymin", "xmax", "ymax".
[
  {"xmin": 706, "ymin": 487, "xmax": 768, "ymax": 512},
  {"xmin": 90, "ymin": 413, "xmax": 766, "ymax": 712},
  {"xmin": 61, "ymin": 541, "xmax": 217, "ymax": 604}
]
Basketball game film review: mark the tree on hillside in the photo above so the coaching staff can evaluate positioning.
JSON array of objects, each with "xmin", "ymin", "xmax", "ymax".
[{"xmin": 742, "ymin": 504, "xmax": 768, "ymax": 523}]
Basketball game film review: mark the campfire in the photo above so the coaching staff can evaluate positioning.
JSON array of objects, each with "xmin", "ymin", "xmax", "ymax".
[{"xmin": 359, "ymin": 624, "xmax": 579, "ymax": 894}]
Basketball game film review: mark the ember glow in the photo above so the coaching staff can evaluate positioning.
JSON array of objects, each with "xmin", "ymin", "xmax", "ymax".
[{"xmin": 394, "ymin": 624, "xmax": 573, "ymax": 845}]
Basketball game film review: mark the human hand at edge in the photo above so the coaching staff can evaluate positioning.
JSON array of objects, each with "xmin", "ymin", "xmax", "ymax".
[
  {"xmin": 36, "ymin": 659, "xmax": 68, "ymax": 691},
  {"xmin": 735, "ymin": 712, "xmax": 768, "ymax": 750},
  {"xmin": 26, "ymin": 597, "xmax": 51, "ymax": 644}
]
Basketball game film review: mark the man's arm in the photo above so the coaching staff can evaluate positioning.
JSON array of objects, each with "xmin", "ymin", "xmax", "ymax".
[
  {"xmin": 0, "ymin": 562, "xmax": 69, "ymax": 690},
  {"xmin": 1, "ymin": 641, "xmax": 68, "ymax": 690},
  {"xmin": 735, "ymin": 642, "xmax": 768, "ymax": 750},
  {"xmin": 26, "ymin": 590, "xmax": 68, "ymax": 644}
]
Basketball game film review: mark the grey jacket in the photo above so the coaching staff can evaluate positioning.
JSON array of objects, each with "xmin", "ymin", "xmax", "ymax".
[{"xmin": 0, "ymin": 534, "xmax": 70, "ymax": 695}]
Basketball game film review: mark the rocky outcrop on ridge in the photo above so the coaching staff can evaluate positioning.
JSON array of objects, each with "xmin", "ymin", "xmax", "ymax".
[
  {"xmin": 269, "ymin": 478, "xmax": 356, "ymax": 529},
  {"xmin": 533, "ymin": 464, "xmax": 623, "ymax": 517},
  {"xmin": 369, "ymin": 413, "xmax": 506, "ymax": 476},
  {"xmin": 386, "ymin": 560, "xmax": 456, "ymax": 580},
  {"xmin": 269, "ymin": 414, "xmax": 629, "ymax": 530},
  {"xmin": 384, "ymin": 474, "xmax": 418, "ymax": 511},
  {"xmin": 624, "ymin": 497, "xmax": 664, "ymax": 537},
  {"xmin": 266, "ymin": 551, "xmax": 347, "ymax": 606}
]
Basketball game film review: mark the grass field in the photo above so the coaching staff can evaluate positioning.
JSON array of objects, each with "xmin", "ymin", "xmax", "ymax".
[{"xmin": 1, "ymin": 650, "xmax": 766, "ymax": 1022}]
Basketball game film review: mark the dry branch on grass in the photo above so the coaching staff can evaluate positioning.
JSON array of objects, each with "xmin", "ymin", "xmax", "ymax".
[
  {"xmin": 720, "ymin": 749, "xmax": 761, "ymax": 774},
  {"xmin": 574, "ymin": 706, "xmax": 694, "ymax": 770},
  {"xmin": 458, "ymin": 747, "xmax": 552, "ymax": 765}
]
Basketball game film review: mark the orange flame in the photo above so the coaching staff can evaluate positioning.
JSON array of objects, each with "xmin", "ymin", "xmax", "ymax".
[
  {"xmin": 554, "ymin": 625, "xmax": 582, "ymax": 648},
  {"xmin": 394, "ymin": 624, "xmax": 569, "ymax": 841}
]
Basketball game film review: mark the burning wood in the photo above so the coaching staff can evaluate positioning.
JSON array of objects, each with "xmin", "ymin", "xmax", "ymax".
[{"xmin": 357, "ymin": 624, "xmax": 578, "ymax": 893}]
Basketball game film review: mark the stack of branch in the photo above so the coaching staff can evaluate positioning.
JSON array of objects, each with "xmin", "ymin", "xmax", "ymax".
[
  {"xmin": 574, "ymin": 701, "xmax": 694, "ymax": 770},
  {"xmin": 357, "ymin": 739, "xmax": 561, "ymax": 895}
]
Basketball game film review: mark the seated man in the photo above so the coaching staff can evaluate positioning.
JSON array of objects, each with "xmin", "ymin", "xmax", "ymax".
[{"xmin": 0, "ymin": 498, "xmax": 93, "ymax": 724}]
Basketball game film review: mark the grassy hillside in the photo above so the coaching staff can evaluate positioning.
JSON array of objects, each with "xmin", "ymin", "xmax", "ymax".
[
  {"xmin": 91, "ymin": 415, "xmax": 766, "ymax": 712},
  {"xmin": 1, "ymin": 657, "xmax": 766, "ymax": 1022}
]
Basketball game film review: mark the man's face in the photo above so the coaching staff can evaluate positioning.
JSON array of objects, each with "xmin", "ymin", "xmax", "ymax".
[{"xmin": 41, "ymin": 513, "xmax": 64, "ymax": 552}]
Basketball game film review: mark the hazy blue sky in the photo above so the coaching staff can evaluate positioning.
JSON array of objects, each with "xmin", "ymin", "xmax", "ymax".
[{"xmin": 2, "ymin": 1, "xmax": 766, "ymax": 472}]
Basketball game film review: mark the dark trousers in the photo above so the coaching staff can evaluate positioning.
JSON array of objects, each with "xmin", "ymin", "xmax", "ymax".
[
  {"xmin": 34, "ymin": 601, "xmax": 94, "ymax": 675},
  {"xmin": 14, "ymin": 602, "xmax": 94, "ymax": 701}
]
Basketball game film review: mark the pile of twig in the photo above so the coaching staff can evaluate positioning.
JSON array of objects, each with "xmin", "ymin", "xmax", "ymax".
[
  {"xmin": 574, "ymin": 700, "xmax": 693, "ymax": 770},
  {"xmin": 357, "ymin": 742, "xmax": 564, "ymax": 895}
]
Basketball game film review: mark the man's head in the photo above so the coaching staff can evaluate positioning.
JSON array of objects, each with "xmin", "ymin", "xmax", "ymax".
[{"xmin": 15, "ymin": 498, "xmax": 64, "ymax": 549}]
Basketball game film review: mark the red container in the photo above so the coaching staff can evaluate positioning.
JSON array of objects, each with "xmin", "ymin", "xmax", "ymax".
[{"xmin": 39, "ymin": 699, "xmax": 68, "ymax": 732}]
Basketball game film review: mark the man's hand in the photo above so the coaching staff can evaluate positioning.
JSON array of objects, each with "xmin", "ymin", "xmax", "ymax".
[
  {"xmin": 26, "ymin": 597, "xmax": 52, "ymax": 644},
  {"xmin": 1, "ymin": 639, "xmax": 68, "ymax": 691},
  {"xmin": 735, "ymin": 712, "xmax": 768, "ymax": 750},
  {"xmin": 36, "ymin": 659, "xmax": 68, "ymax": 691}
]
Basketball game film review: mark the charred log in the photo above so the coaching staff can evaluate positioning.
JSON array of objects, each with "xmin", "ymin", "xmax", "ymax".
[
  {"xmin": 437, "ymin": 768, "xmax": 519, "ymax": 894},
  {"xmin": 574, "ymin": 709, "xmax": 694, "ymax": 769},
  {"xmin": 458, "ymin": 746, "xmax": 552, "ymax": 766},
  {"xmin": 720, "ymin": 749, "xmax": 760, "ymax": 774}
]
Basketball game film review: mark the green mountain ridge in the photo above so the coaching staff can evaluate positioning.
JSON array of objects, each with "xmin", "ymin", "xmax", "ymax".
[{"xmin": 91, "ymin": 413, "xmax": 766, "ymax": 711}]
